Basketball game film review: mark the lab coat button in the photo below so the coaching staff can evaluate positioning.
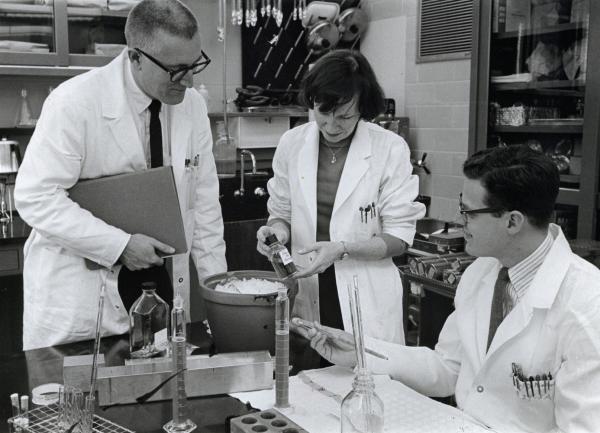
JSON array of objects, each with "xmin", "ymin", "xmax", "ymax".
[
  {"xmin": 476, "ymin": 385, "xmax": 484, "ymax": 393},
  {"xmin": 179, "ymin": 278, "xmax": 184, "ymax": 283}
]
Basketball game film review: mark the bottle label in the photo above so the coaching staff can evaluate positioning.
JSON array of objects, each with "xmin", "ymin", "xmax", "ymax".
[
  {"xmin": 278, "ymin": 249, "xmax": 293, "ymax": 265},
  {"xmin": 154, "ymin": 328, "xmax": 169, "ymax": 351}
]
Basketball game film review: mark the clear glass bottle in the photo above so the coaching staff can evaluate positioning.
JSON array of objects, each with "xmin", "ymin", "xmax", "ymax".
[
  {"xmin": 129, "ymin": 281, "xmax": 170, "ymax": 359},
  {"xmin": 16, "ymin": 88, "xmax": 36, "ymax": 127},
  {"xmin": 341, "ymin": 368, "xmax": 384, "ymax": 433},
  {"xmin": 213, "ymin": 120, "xmax": 237, "ymax": 177},
  {"xmin": 197, "ymin": 83, "xmax": 210, "ymax": 109},
  {"xmin": 265, "ymin": 234, "xmax": 297, "ymax": 279}
]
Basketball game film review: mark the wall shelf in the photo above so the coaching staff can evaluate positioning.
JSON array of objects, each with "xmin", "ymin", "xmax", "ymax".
[
  {"xmin": 208, "ymin": 111, "xmax": 308, "ymax": 118},
  {"xmin": 493, "ymin": 22, "xmax": 587, "ymax": 40},
  {"xmin": 492, "ymin": 79, "xmax": 586, "ymax": 92},
  {"xmin": 0, "ymin": 64, "xmax": 92, "ymax": 76},
  {"xmin": 67, "ymin": 7, "xmax": 128, "ymax": 18},
  {"xmin": 493, "ymin": 125, "xmax": 583, "ymax": 134}
]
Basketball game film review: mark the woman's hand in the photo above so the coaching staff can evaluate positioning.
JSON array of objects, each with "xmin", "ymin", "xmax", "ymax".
[
  {"xmin": 256, "ymin": 225, "xmax": 289, "ymax": 257},
  {"xmin": 293, "ymin": 241, "xmax": 344, "ymax": 278},
  {"xmin": 290, "ymin": 318, "xmax": 356, "ymax": 367}
]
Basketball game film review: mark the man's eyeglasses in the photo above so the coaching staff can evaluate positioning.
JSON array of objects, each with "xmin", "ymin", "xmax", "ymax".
[
  {"xmin": 135, "ymin": 48, "xmax": 211, "ymax": 82},
  {"xmin": 458, "ymin": 193, "xmax": 504, "ymax": 219}
]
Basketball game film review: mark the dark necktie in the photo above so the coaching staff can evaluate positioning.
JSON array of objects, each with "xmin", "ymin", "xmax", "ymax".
[
  {"xmin": 487, "ymin": 267, "xmax": 510, "ymax": 352},
  {"xmin": 149, "ymin": 99, "xmax": 163, "ymax": 168}
]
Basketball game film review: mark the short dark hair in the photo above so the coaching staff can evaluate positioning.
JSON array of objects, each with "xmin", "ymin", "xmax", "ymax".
[
  {"xmin": 125, "ymin": 0, "xmax": 198, "ymax": 51},
  {"xmin": 299, "ymin": 49, "xmax": 385, "ymax": 120},
  {"xmin": 463, "ymin": 145, "xmax": 559, "ymax": 228}
]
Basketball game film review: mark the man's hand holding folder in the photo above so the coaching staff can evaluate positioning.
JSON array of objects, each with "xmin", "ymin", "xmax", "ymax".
[{"xmin": 120, "ymin": 233, "xmax": 175, "ymax": 270}]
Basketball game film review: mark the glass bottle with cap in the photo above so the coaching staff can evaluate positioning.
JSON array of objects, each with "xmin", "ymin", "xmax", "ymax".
[
  {"xmin": 129, "ymin": 281, "xmax": 170, "ymax": 358},
  {"xmin": 265, "ymin": 234, "xmax": 297, "ymax": 279}
]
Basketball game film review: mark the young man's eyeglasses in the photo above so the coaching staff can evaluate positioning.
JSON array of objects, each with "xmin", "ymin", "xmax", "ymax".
[
  {"xmin": 135, "ymin": 48, "xmax": 211, "ymax": 82},
  {"xmin": 458, "ymin": 193, "xmax": 504, "ymax": 220}
]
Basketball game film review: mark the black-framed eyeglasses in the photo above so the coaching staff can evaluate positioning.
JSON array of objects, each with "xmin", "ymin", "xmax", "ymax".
[
  {"xmin": 458, "ymin": 193, "xmax": 504, "ymax": 218},
  {"xmin": 135, "ymin": 48, "xmax": 211, "ymax": 82}
]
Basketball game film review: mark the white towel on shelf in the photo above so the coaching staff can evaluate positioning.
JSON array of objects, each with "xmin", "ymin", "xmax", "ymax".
[
  {"xmin": 0, "ymin": 40, "xmax": 49, "ymax": 52},
  {"xmin": 36, "ymin": 0, "xmax": 107, "ymax": 7},
  {"xmin": 107, "ymin": 0, "xmax": 141, "ymax": 11},
  {"xmin": 0, "ymin": 0, "xmax": 36, "ymax": 4}
]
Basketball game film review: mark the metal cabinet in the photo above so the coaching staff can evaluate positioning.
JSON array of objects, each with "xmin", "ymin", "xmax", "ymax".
[
  {"xmin": 469, "ymin": 0, "xmax": 600, "ymax": 239},
  {"xmin": 0, "ymin": 0, "xmax": 126, "ymax": 68}
]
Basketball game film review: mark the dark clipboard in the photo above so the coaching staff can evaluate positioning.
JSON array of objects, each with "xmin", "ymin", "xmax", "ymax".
[{"xmin": 68, "ymin": 166, "xmax": 188, "ymax": 260}]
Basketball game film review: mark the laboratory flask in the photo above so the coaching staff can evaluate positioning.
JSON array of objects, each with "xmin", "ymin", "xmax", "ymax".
[
  {"xmin": 16, "ymin": 88, "xmax": 36, "ymax": 127},
  {"xmin": 213, "ymin": 120, "xmax": 237, "ymax": 176},
  {"xmin": 129, "ymin": 281, "xmax": 170, "ymax": 358},
  {"xmin": 341, "ymin": 368, "xmax": 384, "ymax": 433}
]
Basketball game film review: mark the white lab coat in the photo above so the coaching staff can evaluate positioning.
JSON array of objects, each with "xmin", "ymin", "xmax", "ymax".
[
  {"xmin": 15, "ymin": 52, "xmax": 226, "ymax": 350},
  {"xmin": 368, "ymin": 224, "xmax": 600, "ymax": 432},
  {"xmin": 267, "ymin": 120, "xmax": 425, "ymax": 343}
]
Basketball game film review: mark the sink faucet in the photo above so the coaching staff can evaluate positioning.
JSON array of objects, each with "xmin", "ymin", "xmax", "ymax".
[
  {"xmin": 411, "ymin": 152, "xmax": 431, "ymax": 174},
  {"xmin": 234, "ymin": 149, "xmax": 257, "ymax": 197}
]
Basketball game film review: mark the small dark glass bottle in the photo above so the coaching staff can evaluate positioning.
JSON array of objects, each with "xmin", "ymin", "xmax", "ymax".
[{"xmin": 265, "ymin": 234, "xmax": 297, "ymax": 279}]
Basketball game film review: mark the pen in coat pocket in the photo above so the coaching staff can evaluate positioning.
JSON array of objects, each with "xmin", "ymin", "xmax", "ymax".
[{"xmin": 292, "ymin": 318, "xmax": 389, "ymax": 360}]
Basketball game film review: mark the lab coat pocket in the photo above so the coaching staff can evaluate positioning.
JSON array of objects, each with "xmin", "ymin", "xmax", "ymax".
[
  {"xmin": 183, "ymin": 167, "xmax": 198, "ymax": 211},
  {"xmin": 355, "ymin": 204, "xmax": 381, "ymax": 241}
]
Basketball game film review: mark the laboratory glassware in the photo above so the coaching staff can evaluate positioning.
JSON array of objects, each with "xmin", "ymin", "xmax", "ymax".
[
  {"xmin": 129, "ymin": 281, "xmax": 170, "ymax": 359},
  {"xmin": 213, "ymin": 120, "xmax": 237, "ymax": 177},
  {"xmin": 341, "ymin": 276, "xmax": 384, "ymax": 433},
  {"xmin": 275, "ymin": 285, "xmax": 290, "ymax": 407},
  {"xmin": 16, "ymin": 88, "xmax": 36, "ymax": 127},
  {"xmin": 265, "ymin": 234, "xmax": 297, "ymax": 279},
  {"xmin": 0, "ymin": 181, "xmax": 10, "ymax": 224},
  {"xmin": 163, "ymin": 294, "xmax": 197, "ymax": 433}
]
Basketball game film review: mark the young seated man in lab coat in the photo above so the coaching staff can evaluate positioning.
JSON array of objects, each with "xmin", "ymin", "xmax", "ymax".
[{"xmin": 295, "ymin": 145, "xmax": 600, "ymax": 433}]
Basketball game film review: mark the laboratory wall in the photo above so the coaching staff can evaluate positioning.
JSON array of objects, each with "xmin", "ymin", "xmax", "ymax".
[
  {"xmin": 0, "ymin": 0, "xmax": 243, "ymax": 127},
  {"xmin": 362, "ymin": 0, "xmax": 471, "ymax": 222}
]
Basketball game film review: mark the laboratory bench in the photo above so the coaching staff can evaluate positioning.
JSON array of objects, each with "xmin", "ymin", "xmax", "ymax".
[
  {"xmin": 0, "ymin": 216, "xmax": 30, "ymax": 271},
  {"xmin": 0, "ymin": 322, "xmax": 256, "ymax": 433},
  {"xmin": 0, "ymin": 217, "xmax": 30, "ymax": 358}
]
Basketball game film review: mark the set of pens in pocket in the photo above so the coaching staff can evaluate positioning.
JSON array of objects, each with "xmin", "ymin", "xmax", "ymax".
[
  {"xmin": 359, "ymin": 202, "xmax": 376, "ymax": 223},
  {"xmin": 512, "ymin": 362, "xmax": 554, "ymax": 400}
]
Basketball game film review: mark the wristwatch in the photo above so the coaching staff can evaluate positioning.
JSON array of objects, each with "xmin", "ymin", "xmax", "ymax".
[{"xmin": 338, "ymin": 241, "xmax": 349, "ymax": 261}]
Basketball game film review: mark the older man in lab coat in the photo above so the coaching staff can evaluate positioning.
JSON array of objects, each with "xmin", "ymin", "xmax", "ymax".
[
  {"xmin": 14, "ymin": 0, "xmax": 226, "ymax": 350},
  {"xmin": 299, "ymin": 145, "xmax": 600, "ymax": 432}
]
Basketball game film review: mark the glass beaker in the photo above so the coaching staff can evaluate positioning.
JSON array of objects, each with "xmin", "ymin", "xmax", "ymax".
[{"xmin": 213, "ymin": 121, "xmax": 237, "ymax": 177}]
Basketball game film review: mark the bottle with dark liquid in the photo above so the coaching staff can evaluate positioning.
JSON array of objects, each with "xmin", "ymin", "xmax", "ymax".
[{"xmin": 265, "ymin": 234, "xmax": 297, "ymax": 279}]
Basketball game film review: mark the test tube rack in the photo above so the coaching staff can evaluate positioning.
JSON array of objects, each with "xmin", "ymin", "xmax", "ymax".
[
  {"xmin": 230, "ymin": 409, "xmax": 308, "ymax": 433},
  {"xmin": 7, "ymin": 403, "xmax": 134, "ymax": 433}
]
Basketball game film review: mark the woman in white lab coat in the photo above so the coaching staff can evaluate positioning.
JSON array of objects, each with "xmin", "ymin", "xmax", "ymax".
[{"xmin": 256, "ymin": 50, "xmax": 425, "ymax": 348}]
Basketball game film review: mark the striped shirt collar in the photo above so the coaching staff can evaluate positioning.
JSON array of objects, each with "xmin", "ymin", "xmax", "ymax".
[{"xmin": 507, "ymin": 231, "xmax": 554, "ymax": 302}]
